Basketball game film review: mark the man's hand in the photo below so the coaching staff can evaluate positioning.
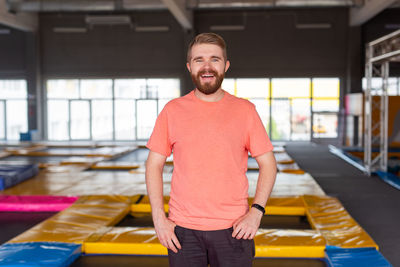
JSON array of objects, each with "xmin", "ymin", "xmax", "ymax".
[
  {"xmin": 232, "ymin": 208, "xmax": 263, "ymax": 240},
  {"xmin": 154, "ymin": 216, "xmax": 182, "ymax": 253}
]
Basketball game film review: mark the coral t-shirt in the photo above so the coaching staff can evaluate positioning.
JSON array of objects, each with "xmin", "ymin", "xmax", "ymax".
[{"xmin": 146, "ymin": 90, "xmax": 273, "ymax": 231}]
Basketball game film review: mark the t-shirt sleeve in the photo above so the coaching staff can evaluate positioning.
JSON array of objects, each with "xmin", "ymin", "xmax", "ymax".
[
  {"xmin": 246, "ymin": 104, "xmax": 274, "ymax": 157},
  {"xmin": 146, "ymin": 107, "xmax": 172, "ymax": 157}
]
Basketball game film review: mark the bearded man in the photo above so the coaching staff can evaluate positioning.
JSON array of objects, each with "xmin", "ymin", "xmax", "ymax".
[{"xmin": 146, "ymin": 32, "xmax": 277, "ymax": 267}]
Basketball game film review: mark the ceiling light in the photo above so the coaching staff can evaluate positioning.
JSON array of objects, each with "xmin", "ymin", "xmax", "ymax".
[
  {"xmin": 53, "ymin": 27, "xmax": 87, "ymax": 33},
  {"xmin": 210, "ymin": 25, "xmax": 245, "ymax": 31},
  {"xmin": 296, "ymin": 23, "xmax": 331, "ymax": 29}
]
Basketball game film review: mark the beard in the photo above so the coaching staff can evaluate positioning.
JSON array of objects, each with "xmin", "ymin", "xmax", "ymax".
[{"xmin": 191, "ymin": 69, "xmax": 225, "ymax": 95}]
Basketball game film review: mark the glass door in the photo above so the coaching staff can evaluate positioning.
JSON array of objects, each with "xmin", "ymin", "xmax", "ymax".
[
  {"xmin": 311, "ymin": 78, "xmax": 340, "ymax": 143},
  {"xmin": 271, "ymin": 98, "xmax": 291, "ymax": 140},
  {"xmin": 70, "ymin": 100, "xmax": 90, "ymax": 140},
  {"xmin": 136, "ymin": 99, "xmax": 158, "ymax": 140}
]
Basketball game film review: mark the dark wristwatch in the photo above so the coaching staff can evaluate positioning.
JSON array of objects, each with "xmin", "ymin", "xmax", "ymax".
[{"xmin": 251, "ymin": 203, "xmax": 265, "ymax": 214}]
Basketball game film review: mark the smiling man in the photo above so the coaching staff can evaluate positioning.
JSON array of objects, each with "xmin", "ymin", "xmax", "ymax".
[{"xmin": 146, "ymin": 33, "xmax": 277, "ymax": 267}]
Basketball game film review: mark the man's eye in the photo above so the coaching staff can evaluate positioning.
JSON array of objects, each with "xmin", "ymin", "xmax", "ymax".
[{"xmin": 195, "ymin": 59, "xmax": 203, "ymax": 63}]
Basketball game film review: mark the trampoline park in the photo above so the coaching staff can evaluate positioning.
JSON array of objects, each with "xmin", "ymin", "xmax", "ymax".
[
  {"xmin": 1, "ymin": 1, "xmax": 400, "ymax": 266},
  {"xmin": 0, "ymin": 142, "xmax": 392, "ymax": 266}
]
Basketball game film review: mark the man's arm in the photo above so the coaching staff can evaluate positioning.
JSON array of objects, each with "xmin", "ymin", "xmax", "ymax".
[
  {"xmin": 232, "ymin": 151, "xmax": 277, "ymax": 239},
  {"xmin": 145, "ymin": 150, "xmax": 181, "ymax": 253}
]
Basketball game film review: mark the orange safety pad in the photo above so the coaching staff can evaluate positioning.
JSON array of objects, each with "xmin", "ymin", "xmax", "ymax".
[{"xmin": 302, "ymin": 195, "xmax": 378, "ymax": 249}]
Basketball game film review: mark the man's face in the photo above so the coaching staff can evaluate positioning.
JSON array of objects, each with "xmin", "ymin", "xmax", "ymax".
[{"xmin": 187, "ymin": 44, "xmax": 230, "ymax": 95}]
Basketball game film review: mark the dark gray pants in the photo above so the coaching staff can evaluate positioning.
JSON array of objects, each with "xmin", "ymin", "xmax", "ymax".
[{"xmin": 168, "ymin": 225, "xmax": 255, "ymax": 267}]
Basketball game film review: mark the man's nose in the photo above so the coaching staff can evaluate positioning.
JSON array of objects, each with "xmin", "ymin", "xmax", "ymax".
[{"xmin": 202, "ymin": 60, "xmax": 212, "ymax": 69}]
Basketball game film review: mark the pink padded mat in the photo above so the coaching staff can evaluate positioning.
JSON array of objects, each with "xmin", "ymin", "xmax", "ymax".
[{"xmin": 0, "ymin": 195, "xmax": 78, "ymax": 212}]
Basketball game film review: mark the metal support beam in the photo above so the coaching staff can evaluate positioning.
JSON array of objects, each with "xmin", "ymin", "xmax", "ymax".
[
  {"xmin": 364, "ymin": 45, "xmax": 373, "ymax": 175},
  {"xmin": 161, "ymin": 0, "xmax": 192, "ymax": 31},
  {"xmin": 0, "ymin": 0, "xmax": 37, "ymax": 32},
  {"xmin": 350, "ymin": 0, "xmax": 397, "ymax": 26},
  {"xmin": 363, "ymin": 30, "xmax": 400, "ymax": 175}
]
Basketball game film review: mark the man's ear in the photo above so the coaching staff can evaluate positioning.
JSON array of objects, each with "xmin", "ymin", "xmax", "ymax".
[
  {"xmin": 186, "ymin": 62, "xmax": 191, "ymax": 73},
  {"xmin": 225, "ymin": 60, "xmax": 230, "ymax": 72}
]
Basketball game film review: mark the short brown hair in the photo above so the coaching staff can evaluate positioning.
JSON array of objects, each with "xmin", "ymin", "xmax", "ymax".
[{"xmin": 187, "ymin": 33, "xmax": 227, "ymax": 62}]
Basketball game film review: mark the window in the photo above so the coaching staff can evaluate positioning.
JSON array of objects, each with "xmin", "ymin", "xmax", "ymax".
[
  {"xmin": 312, "ymin": 78, "xmax": 340, "ymax": 138},
  {"xmin": 0, "ymin": 80, "xmax": 28, "ymax": 140},
  {"xmin": 222, "ymin": 77, "xmax": 340, "ymax": 141},
  {"xmin": 47, "ymin": 78, "xmax": 180, "ymax": 141},
  {"xmin": 271, "ymin": 78, "xmax": 311, "ymax": 141},
  {"xmin": 362, "ymin": 77, "xmax": 400, "ymax": 96}
]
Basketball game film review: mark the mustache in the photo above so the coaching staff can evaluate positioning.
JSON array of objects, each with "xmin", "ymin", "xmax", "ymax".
[{"xmin": 197, "ymin": 69, "xmax": 218, "ymax": 77}]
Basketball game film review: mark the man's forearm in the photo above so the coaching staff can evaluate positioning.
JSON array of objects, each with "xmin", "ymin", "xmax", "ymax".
[
  {"xmin": 252, "ymin": 152, "xmax": 277, "ymax": 209},
  {"xmin": 252, "ymin": 167, "xmax": 276, "ymax": 208},
  {"xmin": 145, "ymin": 156, "xmax": 167, "ymax": 221}
]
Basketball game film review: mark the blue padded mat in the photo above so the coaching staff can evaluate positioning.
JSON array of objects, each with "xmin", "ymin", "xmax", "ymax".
[
  {"xmin": 0, "ymin": 242, "xmax": 81, "ymax": 266},
  {"xmin": 376, "ymin": 171, "xmax": 400, "ymax": 191},
  {"xmin": 325, "ymin": 246, "xmax": 392, "ymax": 267},
  {"xmin": 0, "ymin": 164, "xmax": 39, "ymax": 190}
]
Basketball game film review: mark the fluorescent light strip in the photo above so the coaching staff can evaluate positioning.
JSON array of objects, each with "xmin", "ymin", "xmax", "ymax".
[
  {"xmin": 210, "ymin": 25, "xmax": 245, "ymax": 31},
  {"xmin": 296, "ymin": 23, "xmax": 331, "ymax": 29},
  {"xmin": 53, "ymin": 27, "xmax": 87, "ymax": 33},
  {"xmin": 0, "ymin": 29, "xmax": 11, "ymax": 34},
  {"xmin": 135, "ymin": 26, "xmax": 169, "ymax": 32},
  {"xmin": 85, "ymin": 15, "xmax": 131, "ymax": 25}
]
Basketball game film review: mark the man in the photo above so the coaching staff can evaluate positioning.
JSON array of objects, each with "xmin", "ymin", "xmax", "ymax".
[{"xmin": 146, "ymin": 33, "xmax": 276, "ymax": 266}]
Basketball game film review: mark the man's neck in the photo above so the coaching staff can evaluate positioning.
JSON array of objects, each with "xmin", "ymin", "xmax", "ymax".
[{"xmin": 194, "ymin": 88, "xmax": 225, "ymax": 102}]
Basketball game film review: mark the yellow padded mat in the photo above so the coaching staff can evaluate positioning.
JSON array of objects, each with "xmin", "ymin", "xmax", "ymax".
[
  {"xmin": 8, "ymin": 146, "xmax": 135, "ymax": 158},
  {"xmin": 8, "ymin": 195, "xmax": 131, "ymax": 244},
  {"xmin": 83, "ymin": 227, "xmax": 326, "ymax": 258},
  {"xmin": 254, "ymin": 229, "xmax": 326, "ymax": 258},
  {"xmin": 274, "ymin": 152, "xmax": 295, "ymax": 164},
  {"xmin": 302, "ymin": 195, "xmax": 378, "ymax": 249},
  {"xmin": 248, "ymin": 172, "xmax": 326, "ymax": 197},
  {"xmin": 4, "ymin": 194, "xmax": 379, "ymax": 258},
  {"xmin": 0, "ymin": 151, "xmax": 11, "ymax": 159},
  {"xmin": 91, "ymin": 162, "xmax": 140, "ymax": 170},
  {"xmin": 277, "ymin": 162, "xmax": 305, "ymax": 174},
  {"xmin": 130, "ymin": 195, "xmax": 306, "ymax": 216}
]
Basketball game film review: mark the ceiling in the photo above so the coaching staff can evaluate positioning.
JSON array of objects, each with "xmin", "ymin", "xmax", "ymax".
[
  {"xmin": 1, "ymin": 0, "xmax": 400, "ymax": 32},
  {"xmin": 5, "ymin": 0, "xmax": 366, "ymax": 13}
]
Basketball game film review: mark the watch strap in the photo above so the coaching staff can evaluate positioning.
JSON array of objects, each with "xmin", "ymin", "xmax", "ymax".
[{"xmin": 251, "ymin": 203, "xmax": 265, "ymax": 214}]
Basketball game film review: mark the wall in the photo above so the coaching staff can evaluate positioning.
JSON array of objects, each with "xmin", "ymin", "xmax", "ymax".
[
  {"xmin": 195, "ymin": 8, "xmax": 349, "ymax": 80},
  {"xmin": 0, "ymin": 25, "xmax": 26, "ymax": 78},
  {"xmin": 40, "ymin": 11, "xmax": 187, "ymax": 79}
]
